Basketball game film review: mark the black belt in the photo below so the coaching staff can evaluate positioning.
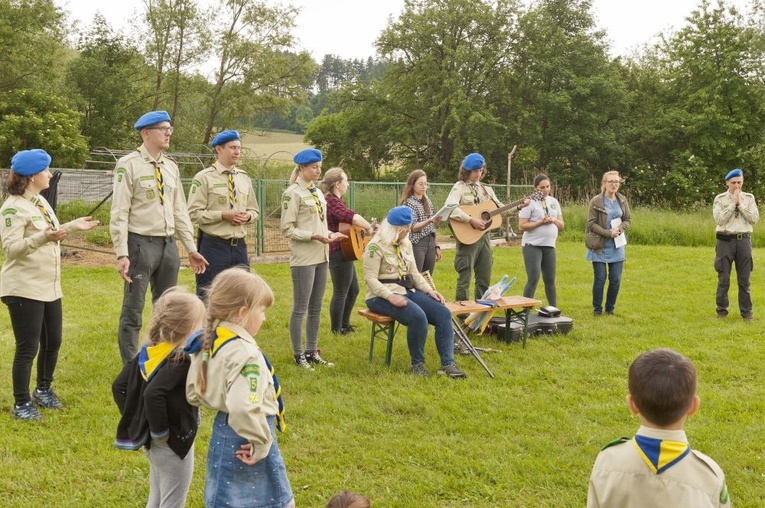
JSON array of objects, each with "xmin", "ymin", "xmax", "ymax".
[
  {"xmin": 716, "ymin": 232, "xmax": 750, "ymax": 241},
  {"xmin": 203, "ymin": 232, "xmax": 243, "ymax": 247}
]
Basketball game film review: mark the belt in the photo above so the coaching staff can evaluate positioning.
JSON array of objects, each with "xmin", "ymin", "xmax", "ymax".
[
  {"xmin": 203, "ymin": 232, "xmax": 243, "ymax": 247},
  {"xmin": 716, "ymin": 232, "xmax": 750, "ymax": 241}
]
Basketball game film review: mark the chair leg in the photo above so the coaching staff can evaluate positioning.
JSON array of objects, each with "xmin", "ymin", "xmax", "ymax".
[
  {"xmin": 384, "ymin": 323, "xmax": 396, "ymax": 366},
  {"xmin": 369, "ymin": 322, "xmax": 377, "ymax": 362}
]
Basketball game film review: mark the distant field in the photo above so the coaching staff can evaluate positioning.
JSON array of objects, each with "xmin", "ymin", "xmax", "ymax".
[{"xmin": 240, "ymin": 130, "xmax": 309, "ymax": 163}]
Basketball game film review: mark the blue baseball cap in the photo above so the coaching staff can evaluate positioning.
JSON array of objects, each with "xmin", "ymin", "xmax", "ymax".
[
  {"xmin": 210, "ymin": 130, "xmax": 241, "ymax": 147},
  {"xmin": 134, "ymin": 110, "xmax": 172, "ymax": 130},
  {"xmin": 387, "ymin": 206, "xmax": 413, "ymax": 226},
  {"xmin": 725, "ymin": 168, "xmax": 743, "ymax": 181},
  {"xmin": 462, "ymin": 153, "xmax": 485, "ymax": 171},
  {"xmin": 294, "ymin": 148, "xmax": 322, "ymax": 165},
  {"xmin": 11, "ymin": 149, "xmax": 52, "ymax": 176}
]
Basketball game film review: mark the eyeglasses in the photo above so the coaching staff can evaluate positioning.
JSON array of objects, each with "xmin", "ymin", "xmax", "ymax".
[
  {"xmin": 606, "ymin": 180, "xmax": 621, "ymax": 184},
  {"xmin": 148, "ymin": 126, "xmax": 174, "ymax": 134}
]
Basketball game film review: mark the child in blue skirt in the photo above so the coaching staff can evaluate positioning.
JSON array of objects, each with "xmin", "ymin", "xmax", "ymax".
[{"xmin": 186, "ymin": 267, "xmax": 294, "ymax": 508}]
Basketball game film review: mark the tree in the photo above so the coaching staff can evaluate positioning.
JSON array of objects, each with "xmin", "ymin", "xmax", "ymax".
[
  {"xmin": 507, "ymin": 0, "xmax": 629, "ymax": 191},
  {"xmin": 0, "ymin": 89, "xmax": 89, "ymax": 167},
  {"xmin": 202, "ymin": 0, "xmax": 315, "ymax": 144},
  {"xmin": 138, "ymin": 0, "xmax": 208, "ymax": 117},
  {"xmin": 66, "ymin": 15, "xmax": 153, "ymax": 148},
  {"xmin": 0, "ymin": 0, "xmax": 69, "ymax": 92}
]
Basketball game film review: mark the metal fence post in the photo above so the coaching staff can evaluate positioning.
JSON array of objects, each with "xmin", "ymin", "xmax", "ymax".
[{"xmin": 256, "ymin": 178, "xmax": 264, "ymax": 256}]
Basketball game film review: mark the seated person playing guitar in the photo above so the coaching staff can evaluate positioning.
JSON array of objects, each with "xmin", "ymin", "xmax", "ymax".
[
  {"xmin": 445, "ymin": 152, "xmax": 529, "ymax": 302},
  {"xmin": 321, "ymin": 167, "xmax": 374, "ymax": 334}
]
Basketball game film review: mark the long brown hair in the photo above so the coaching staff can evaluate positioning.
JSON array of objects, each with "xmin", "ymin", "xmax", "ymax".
[
  {"xmin": 399, "ymin": 169, "xmax": 431, "ymax": 215},
  {"xmin": 196, "ymin": 268, "xmax": 275, "ymax": 394},
  {"xmin": 6, "ymin": 172, "xmax": 29, "ymax": 196}
]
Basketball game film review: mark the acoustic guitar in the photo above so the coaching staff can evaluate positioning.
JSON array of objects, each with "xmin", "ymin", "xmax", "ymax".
[
  {"xmin": 338, "ymin": 222, "xmax": 375, "ymax": 261},
  {"xmin": 449, "ymin": 190, "xmax": 544, "ymax": 245}
]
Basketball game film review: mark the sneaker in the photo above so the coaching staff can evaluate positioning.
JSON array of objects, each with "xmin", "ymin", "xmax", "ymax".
[
  {"xmin": 13, "ymin": 401, "xmax": 43, "ymax": 421},
  {"xmin": 305, "ymin": 351, "xmax": 334, "ymax": 367},
  {"xmin": 605, "ymin": 310, "xmax": 615, "ymax": 316},
  {"xmin": 438, "ymin": 363, "xmax": 467, "ymax": 379},
  {"xmin": 593, "ymin": 310, "xmax": 602, "ymax": 317},
  {"xmin": 294, "ymin": 354, "xmax": 315, "ymax": 371},
  {"xmin": 743, "ymin": 315, "xmax": 754, "ymax": 322},
  {"xmin": 32, "ymin": 387, "xmax": 63, "ymax": 409},
  {"xmin": 340, "ymin": 325, "xmax": 356, "ymax": 335},
  {"xmin": 411, "ymin": 363, "xmax": 430, "ymax": 377},
  {"xmin": 717, "ymin": 312, "xmax": 727, "ymax": 319}
]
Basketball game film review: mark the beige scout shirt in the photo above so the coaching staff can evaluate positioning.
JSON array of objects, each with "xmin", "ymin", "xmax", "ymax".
[
  {"xmin": 186, "ymin": 321, "xmax": 279, "ymax": 462},
  {"xmin": 0, "ymin": 191, "xmax": 80, "ymax": 301},
  {"xmin": 363, "ymin": 238, "xmax": 432, "ymax": 301},
  {"xmin": 280, "ymin": 177, "xmax": 329, "ymax": 266},
  {"xmin": 187, "ymin": 163, "xmax": 259, "ymax": 240},
  {"xmin": 444, "ymin": 180, "xmax": 503, "ymax": 223},
  {"xmin": 587, "ymin": 426, "xmax": 730, "ymax": 508},
  {"xmin": 109, "ymin": 145, "xmax": 197, "ymax": 258},
  {"xmin": 713, "ymin": 190, "xmax": 759, "ymax": 234}
]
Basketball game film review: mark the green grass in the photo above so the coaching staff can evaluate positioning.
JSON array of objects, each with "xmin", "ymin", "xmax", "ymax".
[{"xmin": 0, "ymin": 242, "xmax": 764, "ymax": 507}]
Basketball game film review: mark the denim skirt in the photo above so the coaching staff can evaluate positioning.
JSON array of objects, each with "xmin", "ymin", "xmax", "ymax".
[{"xmin": 205, "ymin": 412, "xmax": 294, "ymax": 508}]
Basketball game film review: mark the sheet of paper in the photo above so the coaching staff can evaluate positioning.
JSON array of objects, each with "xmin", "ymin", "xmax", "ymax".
[
  {"xmin": 433, "ymin": 202, "xmax": 458, "ymax": 220},
  {"xmin": 611, "ymin": 218, "xmax": 627, "ymax": 248}
]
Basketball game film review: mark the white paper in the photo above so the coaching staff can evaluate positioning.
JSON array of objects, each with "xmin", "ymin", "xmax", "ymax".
[
  {"xmin": 611, "ymin": 218, "xmax": 627, "ymax": 248},
  {"xmin": 433, "ymin": 202, "xmax": 458, "ymax": 220}
]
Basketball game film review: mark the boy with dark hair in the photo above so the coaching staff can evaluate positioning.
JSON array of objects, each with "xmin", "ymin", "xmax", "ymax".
[{"xmin": 587, "ymin": 348, "xmax": 730, "ymax": 507}]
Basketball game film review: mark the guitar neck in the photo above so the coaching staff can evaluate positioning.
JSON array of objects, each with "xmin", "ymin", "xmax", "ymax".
[{"xmin": 488, "ymin": 197, "xmax": 527, "ymax": 218}]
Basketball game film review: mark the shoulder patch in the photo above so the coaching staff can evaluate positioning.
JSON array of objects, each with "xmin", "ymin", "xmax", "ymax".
[
  {"xmin": 367, "ymin": 243, "xmax": 380, "ymax": 258},
  {"xmin": 720, "ymin": 480, "xmax": 729, "ymax": 504},
  {"xmin": 191, "ymin": 179, "xmax": 202, "ymax": 188},
  {"xmin": 2, "ymin": 208, "xmax": 18, "ymax": 216},
  {"xmin": 115, "ymin": 167, "xmax": 127, "ymax": 176},
  {"xmin": 601, "ymin": 437, "xmax": 630, "ymax": 451},
  {"xmin": 240, "ymin": 363, "xmax": 261, "ymax": 377}
]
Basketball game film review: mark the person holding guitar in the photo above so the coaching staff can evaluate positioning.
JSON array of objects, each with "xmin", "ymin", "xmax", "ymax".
[
  {"xmin": 518, "ymin": 174, "xmax": 564, "ymax": 307},
  {"xmin": 401, "ymin": 169, "xmax": 442, "ymax": 275},
  {"xmin": 281, "ymin": 149, "xmax": 346, "ymax": 369},
  {"xmin": 321, "ymin": 167, "xmax": 374, "ymax": 335},
  {"xmin": 445, "ymin": 153, "xmax": 529, "ymax": 302}
]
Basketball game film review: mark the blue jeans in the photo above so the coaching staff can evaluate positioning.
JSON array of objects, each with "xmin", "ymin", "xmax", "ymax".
[
  {"xmin": 592, "ymin": 261, "xmax": 623, "ymax": 313},
  {"xmin": 366, "ymin": 290, "xmax": 454, "ymax": 367}
]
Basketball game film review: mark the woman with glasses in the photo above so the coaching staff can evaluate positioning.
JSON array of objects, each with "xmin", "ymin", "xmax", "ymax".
[
  {"xmin": 400, "ymin": 170, "xmax": 442, "ymax": 275},
  {"xmin": 585, "ymin": 171, "xmax": 631, "ymax": 316}
]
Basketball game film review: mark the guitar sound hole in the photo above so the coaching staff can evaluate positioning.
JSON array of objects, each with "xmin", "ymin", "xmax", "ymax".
[{"xmin": 480, "ymin": 212, "xmax": 491, "ymax": 222}]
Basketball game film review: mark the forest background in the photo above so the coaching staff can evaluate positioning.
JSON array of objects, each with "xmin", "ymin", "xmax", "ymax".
[{"xmin": 2, "ymin": 0, "xmax": 765, "ymax": 206}]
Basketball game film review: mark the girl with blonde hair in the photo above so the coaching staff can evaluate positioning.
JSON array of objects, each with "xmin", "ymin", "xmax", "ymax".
[
  {"xmin": 186, "ymin": 268, "xmax": 295, "ymax": 508},
  {"xmin": 113, "ymin": 287, "xmax": 206, "ymax": 508}
]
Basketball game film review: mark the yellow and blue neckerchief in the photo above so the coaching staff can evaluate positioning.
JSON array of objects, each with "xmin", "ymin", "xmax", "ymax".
[
  {"xmin": 213, "ymin": 162, "xmax": 237, "ymax": 209},
  {"xmin": 211, "ymin": 326, "xmax": 240, "ymax": 357},
  {"xmin": 393, "ymin": 242, "xmax": 408, "ymax": 278},
  {"xmin": 308, "ymin": 185, "xmax": 325, "ymax": 221},
  {"xmin": 138, "ymin": 146, "xmax": 165, "ymax": 206},
  {"xmin": 33, "ymin": 196, "xmax": 58, "ymax": 230},
  {"xmin": 260, "ymin": 350, "xmax": 286, "ymax": 432},
  {"xmin": 541, "ymin": 199, "xmax": 550, "ymax": 218},
  {"xmin": 138, "ymin": 342, "xmax": 178, "ymax": 382},
  {"xmin": 632, "ymin": 435, "xmax": 691, "ymax": 474},
  {"xmin": 469, "ymin": 183, "xmax": 480, "ymax": 204}
]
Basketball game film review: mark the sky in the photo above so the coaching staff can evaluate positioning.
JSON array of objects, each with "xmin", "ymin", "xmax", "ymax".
[{"xmin": 55, "ymin": 0, "xmax": 753, "ymax": 62}]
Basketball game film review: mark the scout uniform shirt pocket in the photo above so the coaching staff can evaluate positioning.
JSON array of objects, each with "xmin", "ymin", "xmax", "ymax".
[
  {"xmin": 382, "ymin": 252, "xmax": 398, "ymax": 275},
  {"xmin": 301, "ymin": 196, "xmax": 318, "ymax": 215},
  {"xmin": 212, "ymin": 184, "xmax": 229, "ymax": 206},
  {"xmin": 139, "ymin": 176, "xmax": 157, "ymax": 200}
]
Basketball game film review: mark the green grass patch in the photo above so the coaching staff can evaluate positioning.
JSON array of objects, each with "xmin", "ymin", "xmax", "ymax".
[{"xmin": 0, "ymin": 243, "xmax": 763, "ymax": 507}]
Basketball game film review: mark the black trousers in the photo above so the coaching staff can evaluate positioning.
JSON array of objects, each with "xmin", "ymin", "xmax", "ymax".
[
  {"xmin": 328, "ymin": 249, "xmax": 359, "ymax": 331},
  {"xmin": 2, "ymin": 296, "xmax": 62, "ymax": 405}
]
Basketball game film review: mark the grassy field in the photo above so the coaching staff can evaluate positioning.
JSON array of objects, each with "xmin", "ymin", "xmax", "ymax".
[{"xmin": 0, "ymin": 240, "xmax": 764, "ymax": 507}]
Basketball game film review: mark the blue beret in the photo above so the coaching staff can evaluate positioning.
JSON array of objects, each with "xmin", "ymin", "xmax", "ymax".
[
  {"xmin": 11, "ymin": 149, "xmax": 52, "ymax": 176},
  {"xmin": 293, "ymin": 148, "xmax": 322, "ymax": 165},
  {"xmin": 210, "ymin": 130, "xmax": 241, "ymax": 147},
  {"xmin": 725, "ymin": 168, "xmax": 743, "ymax": 181},
  {"xmin": 462, "ymin": 153, "xmax": 485, "ymax": 171},
  {"xmin": 387, "ymin": 206, "xmax": 413, "ymax": 226},
  {"xmin": 134, "ymin": 110, "xmax": 172, "ymax": 130}
]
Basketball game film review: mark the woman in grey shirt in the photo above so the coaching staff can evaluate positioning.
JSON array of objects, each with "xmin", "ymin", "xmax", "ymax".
[{"xmin": 401, "ymin": 170, "xmax": 442, "ymax": 275}]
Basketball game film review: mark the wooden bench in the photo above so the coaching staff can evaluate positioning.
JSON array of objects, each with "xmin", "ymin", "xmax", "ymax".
[{"xmin": 358, "ymin": 309, "xmax": 399, "ymax": 366}]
